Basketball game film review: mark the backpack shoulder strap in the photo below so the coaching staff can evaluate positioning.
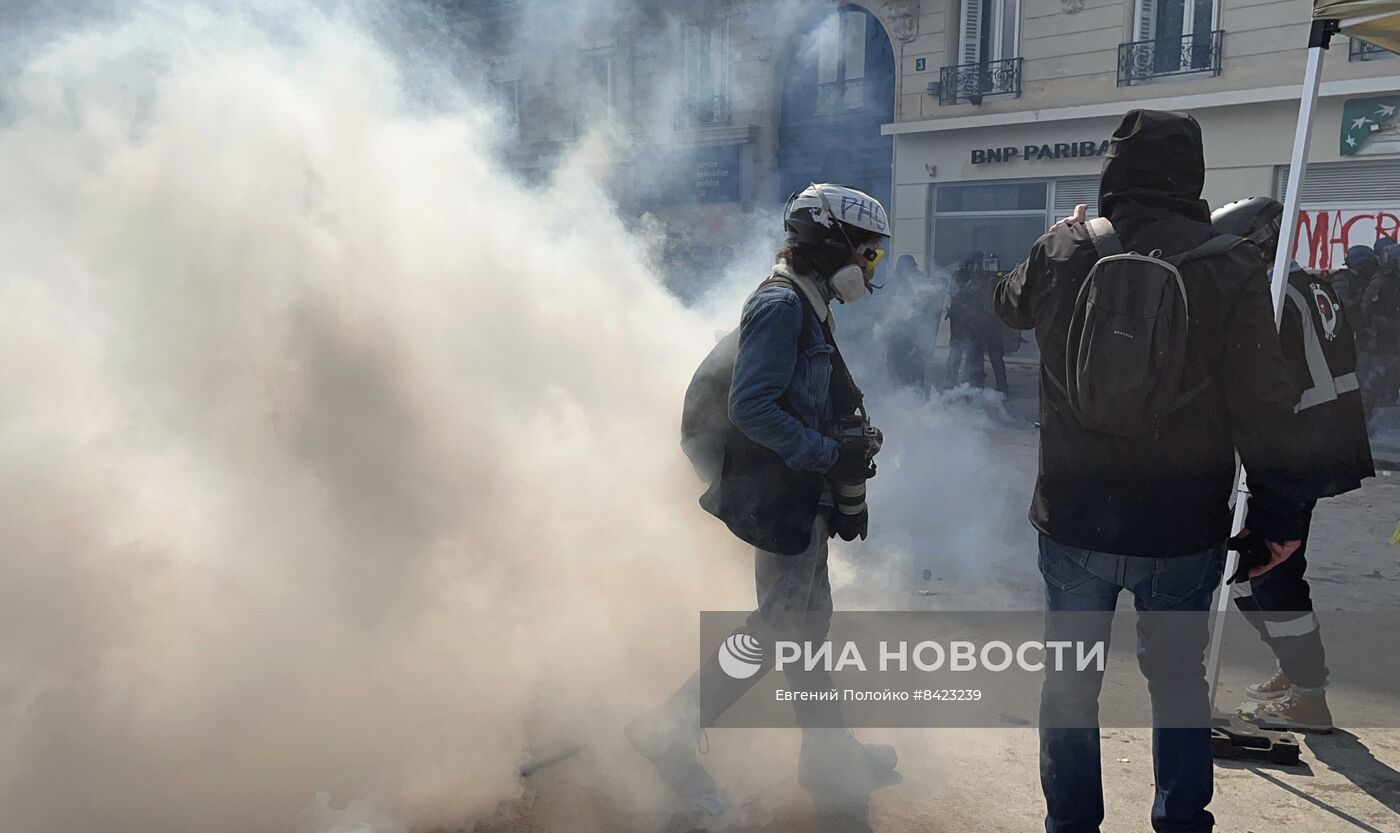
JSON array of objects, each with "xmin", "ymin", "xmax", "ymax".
[
  {"xmin": 1166, "ymin": 233, "xmax": 1246, "ymax": 266},
  {"xmin": 1085, "ymin": 217, "xmax": 1122, "ymax": 259}
]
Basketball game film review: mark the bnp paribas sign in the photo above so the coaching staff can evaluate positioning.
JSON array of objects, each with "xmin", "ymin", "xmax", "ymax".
[{"xmin": 971, "ymin": 140, "xmax": 1111, "ymax": 164}]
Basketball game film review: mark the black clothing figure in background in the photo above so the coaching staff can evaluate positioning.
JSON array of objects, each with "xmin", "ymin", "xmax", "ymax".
[
  {"xmin": 942, "ymin": 254, "xmax": 1008, "ymax": 394},
  {"xmin": 885, "ymin": 255, "xmax": 929, "ymax": 390},
  {"xmin": 1213, "ymin": 197, "xmax": 1375, "ymax": 731},
  {"xmin": 942, "ymin": 255, "xmax": 984, "ymax": 389},
  {"xmin": 972, "ymin": 262, "xmax": 1010, "ymax": 395},
  {"xmin": 1331, "ymin": 244, "xmax": 1375, "ymax": 312}
]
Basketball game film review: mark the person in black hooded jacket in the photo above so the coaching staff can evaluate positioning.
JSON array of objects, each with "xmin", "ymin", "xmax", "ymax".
[{"xmin": 996, "ymin": 110, "xmax": 1308, "ymax": 833}]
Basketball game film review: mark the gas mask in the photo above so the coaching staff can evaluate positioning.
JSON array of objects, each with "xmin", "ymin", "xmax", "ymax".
[{"xmin": 826, "ymin": 242, "xmax": 884, "ymax": 304}]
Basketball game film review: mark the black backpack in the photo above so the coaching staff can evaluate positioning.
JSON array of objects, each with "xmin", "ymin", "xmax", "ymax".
[
  {"xmin": 1050, "ymin": 218, "xmax": 1243, "ymax": 437},
  {"xmin": 680, "ymin": 274, "xmax": 859, "ymax": 554}
]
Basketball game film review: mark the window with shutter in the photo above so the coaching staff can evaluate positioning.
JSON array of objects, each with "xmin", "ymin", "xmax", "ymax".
[
  {"xmin": 1130, "ymin": 0, "xmax": 1218, "ymax": 75},
  {"xmin": 958, "ymin": 0, "xmax": 1020, "ymax": 65},
  {"xmin": 959, "ymin": 0, "xmax": 983, "ymax": 65},
  {"xmin": 684, "ymin": 23, "xmax": 727, "ymax": 99},
  {"xmin": 1135, "ymin": 0, "xmax": 1156, "ymax": 42}
]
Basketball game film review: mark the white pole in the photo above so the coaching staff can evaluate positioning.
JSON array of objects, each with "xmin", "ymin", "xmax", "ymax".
[{"xmin": 1206, "ymin": 33, "xmax": 1329, "ymax": 708}]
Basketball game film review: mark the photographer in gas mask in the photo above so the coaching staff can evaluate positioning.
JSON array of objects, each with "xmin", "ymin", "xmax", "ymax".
[{"xmin": 631, "ymin": 184, "xmax": 895, "ymax": 833}]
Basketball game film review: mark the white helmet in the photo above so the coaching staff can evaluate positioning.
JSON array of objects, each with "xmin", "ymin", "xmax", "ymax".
[{"xmin": 785, "ymin": 183, "xmax": 890, "ymax": 242}]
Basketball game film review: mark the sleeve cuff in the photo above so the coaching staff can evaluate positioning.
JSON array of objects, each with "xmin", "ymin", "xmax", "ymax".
[{"xmin": 1245, "ymin": 501, "xmax": 1308, "ymax": 543}]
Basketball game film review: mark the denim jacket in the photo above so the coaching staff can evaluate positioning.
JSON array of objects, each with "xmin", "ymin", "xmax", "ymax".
[{"xmin": 728, "ymin": 267, "xmax": 840, "ymax": 474}]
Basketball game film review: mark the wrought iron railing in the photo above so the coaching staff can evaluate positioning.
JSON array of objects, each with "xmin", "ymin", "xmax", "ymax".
[
  {"xmin": 675, "ymin": 95, "xmax": 731, "ymax": 129},
  {"xmin": 938, "ymin": 57, "xmax": 1023, "ymax": 105},
  {"xmin": 1117, "ymin": 30, "xmax": 1224, "ymax": 86},
  {"xmin": 1350, "ymin": 37, "xmax": 1396, "ymax": 61}
]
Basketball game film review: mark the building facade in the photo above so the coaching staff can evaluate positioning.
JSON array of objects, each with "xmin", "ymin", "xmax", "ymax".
[
  {"xmin": 454, "ymin": 0, "xmax": 1400, "ymax": 279},
  {"xmin": 889, "ymin": 0, "xmax": 1400, "ymax": 277}
]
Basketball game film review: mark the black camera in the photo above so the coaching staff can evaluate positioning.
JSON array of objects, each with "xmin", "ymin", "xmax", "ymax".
[{"xmin": 828, "ymin": 413, "xmax": 882, "ymax": 520}]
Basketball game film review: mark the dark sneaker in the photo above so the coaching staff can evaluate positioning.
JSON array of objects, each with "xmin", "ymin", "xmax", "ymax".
[
  {"xmin": 625, "ymin": 711, "xmax": 727, "ymax": 816},
  {"xmin": 1242, "ymin": 690, "xmax": 1334, "ymax": 733},
  {"xmin": 1245, "ymin": 668, "xmax": 1293, "ymax": 702}
]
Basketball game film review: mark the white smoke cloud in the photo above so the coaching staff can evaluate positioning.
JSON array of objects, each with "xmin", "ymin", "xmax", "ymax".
[
  {"xmin": 0, "ymin": 3, "xmax": 1030, "ymax": 832},
  {"xmin": 0, "ymin": 4, "xmax": 761, "ymax": 831}
]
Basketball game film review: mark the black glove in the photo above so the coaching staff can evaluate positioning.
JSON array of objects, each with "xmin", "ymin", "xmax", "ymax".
[
  {"xmin": 1226, "ymin": 530, "xmax": 1272, "ymax": 585},
  {"xmin": 830, "ymin": 508, "xmax": 869, "ymax": 542},
  {"xmin": 829, "ymin": 434, "xmax": 878, "ymax": 482}
]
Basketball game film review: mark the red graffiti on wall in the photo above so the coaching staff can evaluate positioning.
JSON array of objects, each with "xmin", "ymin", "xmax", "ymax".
[{"xmin": 1292, "ymin": 210, "xmax": 1400, "ymax": 270}]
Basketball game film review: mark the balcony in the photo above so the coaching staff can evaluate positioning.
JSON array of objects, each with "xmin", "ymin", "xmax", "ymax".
[
  {"xmin": 937, "ymin": 57, "xmax": 1023, "ymax": 105},
  {"xmin": 1117, "ymin": 30, "xmax": 1224, "ymax": 86},
  {"xmin": 675, "ymin": 95, "xmax": 731, "ymax": 129},
  {"xmin": 1350, "ymin": 37, "xmax": 1395, "ymax": 61}
]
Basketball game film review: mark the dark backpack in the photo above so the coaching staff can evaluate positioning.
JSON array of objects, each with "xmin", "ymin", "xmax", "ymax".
[
  {"xmin": 1051, "ymin": 217, "xmax": 1243, "ymax": 437},
  {"xmin": 680, "ymin": 274, "xmax": 858, "ymax": 554},
  {"xmin": 681, "ymin": 275, "xmax": 823, "ymax": 483}
]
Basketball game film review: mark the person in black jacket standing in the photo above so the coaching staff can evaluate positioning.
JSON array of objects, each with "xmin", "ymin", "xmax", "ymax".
[
  {"xmin": 942, "ymin": 254, "xmax": 985, "ymax": 389},
  {"xmin": 996, "ymin": 110, "xmax": 1308, "ymax": 833},
  {"xmin": 1213, "ymin": 198, "xmax": 1374, "ymax": 733}
]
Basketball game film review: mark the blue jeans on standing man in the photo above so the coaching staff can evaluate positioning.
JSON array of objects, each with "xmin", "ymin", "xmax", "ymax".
[{"xmin": 1037, "ymin": 534, "xmax": 1225, "ymax": 833}]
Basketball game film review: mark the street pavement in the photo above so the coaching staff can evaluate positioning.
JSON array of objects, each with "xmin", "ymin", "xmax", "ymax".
[{"xmin": 484, "ymin": 360, "xmax": 1400, "ymax": 833}]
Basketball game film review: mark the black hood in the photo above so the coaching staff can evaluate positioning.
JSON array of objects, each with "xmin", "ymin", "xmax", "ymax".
[{"xmin": 1100, "ymin": 109, "xmax": 1211, "ymax": 223}]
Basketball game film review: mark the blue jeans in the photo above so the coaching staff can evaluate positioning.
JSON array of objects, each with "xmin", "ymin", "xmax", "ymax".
[{"xmin": 1037, "ymin": 534, "xmax": 1225, "ymax": 833}]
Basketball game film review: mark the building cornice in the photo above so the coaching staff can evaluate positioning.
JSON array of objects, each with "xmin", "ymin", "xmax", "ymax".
[{"xmin": 881, "ymin": 75, "xmax": 1400, "ymax": 135}]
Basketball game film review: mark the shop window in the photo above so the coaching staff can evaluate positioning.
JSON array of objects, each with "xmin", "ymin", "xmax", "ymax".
[
  {"xmin": 936, "ymin": 182, "xmax": 1045, "ymax": 213},
  {"xmin": 931, "ymin": 181, "xmax": 1047, "ymax": 362},
  {"xmin": 931, "ymin": 182, "xmax": 1048, "ymax": 268}
]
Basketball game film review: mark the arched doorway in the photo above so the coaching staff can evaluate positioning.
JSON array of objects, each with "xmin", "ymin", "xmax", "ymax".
[{"xmin": 776, "ymin": 6, "xmax": 895, "ymax": 211}]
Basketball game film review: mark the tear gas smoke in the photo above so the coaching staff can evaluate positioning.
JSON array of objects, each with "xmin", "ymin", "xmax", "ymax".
[{"xmin": 0, "ymin": 3, "xmax": 1029, "ymax": 832}]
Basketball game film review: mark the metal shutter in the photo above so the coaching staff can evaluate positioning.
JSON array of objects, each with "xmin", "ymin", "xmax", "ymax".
[
  {"xmin": 1135, "ymin": 0, "xmax": 1155, "ymax": 42},
  {"xmin": 1052, "ymin": 176, "xmax": 1100, "ymax": 218},
  {"xmin": 1274, "ymin": 160, "xmax": 1400, "ymax": 206},
  {"xmin": 959, "ymin": 0, "xmax": 983, "ymax": 65}
]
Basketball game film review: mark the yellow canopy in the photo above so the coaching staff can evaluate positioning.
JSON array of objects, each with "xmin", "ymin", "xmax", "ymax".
[{"xmin": 1314, "ymin": 0, "xmax": 1400, "ymax": 53}]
